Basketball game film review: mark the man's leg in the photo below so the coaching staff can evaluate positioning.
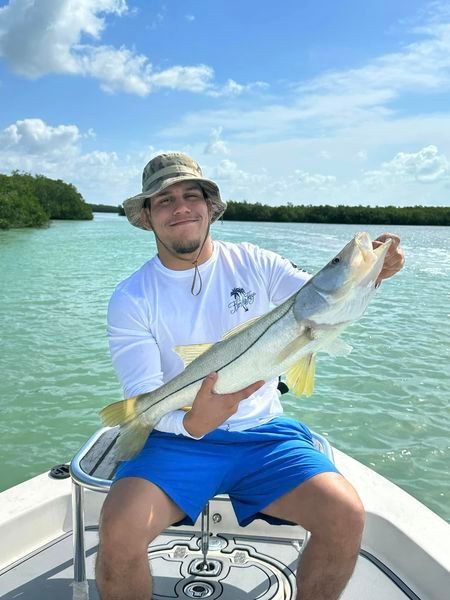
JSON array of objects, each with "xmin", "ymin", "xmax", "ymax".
[
  {"xmin": 96, "ymin": 477, "xmax": 185, "ymax": 600},
  {"xmin": 261, "ymin": 472, "xmax": 365, "ymax": 600}
]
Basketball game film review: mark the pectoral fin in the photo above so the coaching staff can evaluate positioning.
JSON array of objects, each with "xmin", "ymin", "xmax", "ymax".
[
  {"xmin": 286, "ymin": 354, "xmax": 316, "ymax": 397},
  {"xmin": 276, "ymin": 328, "xmax": 310, "ymax": 364},
  {"xmin": 322, "ymin": 338, "xmax": 352, "ymax": 357}
]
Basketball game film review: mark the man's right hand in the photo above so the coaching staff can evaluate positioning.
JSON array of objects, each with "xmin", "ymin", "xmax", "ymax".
[{"xmin": 183, "ymin": 372, "xmax": 265, "ymax": 438}]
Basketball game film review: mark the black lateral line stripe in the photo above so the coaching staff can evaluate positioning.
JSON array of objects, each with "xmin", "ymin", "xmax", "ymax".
[{"xmin": 137, "ymin": 299, "xmax": 295, "ymax": 418}]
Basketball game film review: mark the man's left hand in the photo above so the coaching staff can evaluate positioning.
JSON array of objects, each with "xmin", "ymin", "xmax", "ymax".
[{"xmin": 372, "ymin": 233, "xmax": 405, "ymax": 283}]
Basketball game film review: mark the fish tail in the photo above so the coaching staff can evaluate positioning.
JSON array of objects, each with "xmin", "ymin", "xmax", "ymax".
[
  {"xmin": 100, "ymin": 396, "xmax": 139, "ymax": 427},
  {"xmin": 116, "ymin": 421, "xmax": 152, "ymax": 459}
]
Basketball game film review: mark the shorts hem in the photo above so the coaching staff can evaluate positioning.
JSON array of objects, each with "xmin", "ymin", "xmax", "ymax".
[
  {"xmin": 113, "ymin": 472, "xmax": 200, "ymax": 526},
  {"xmin": 236, "ymin": 467, "xmax": 340, "ymax": 527}
]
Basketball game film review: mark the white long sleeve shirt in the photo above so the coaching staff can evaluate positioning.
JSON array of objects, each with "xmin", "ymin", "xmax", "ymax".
[{"xmin": 107, "ymin": 241, "xmax": 310, "ymax": 437}]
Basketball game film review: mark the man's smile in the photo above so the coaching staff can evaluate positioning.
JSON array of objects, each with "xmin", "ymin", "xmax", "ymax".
[{"xmin": 169, "ymin": 218, "xmax": 200, "ymax": 227}]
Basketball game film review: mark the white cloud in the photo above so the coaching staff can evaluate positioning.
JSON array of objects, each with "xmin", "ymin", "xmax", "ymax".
[
  {"xmin": 0, "ymin": 0, "xmax": 258, "ymax": 97},
  {"xmin": 185, "ymin": 14, "xmax": 195, "ymax": 22},
  {"xmin": 0, "ymin": 0, "xmax": 128, "ymax": 77},
  {"xmin": 0, "ymin": 118, "xmax": 143, "ymax": 204},
  {"xmin": 356, "ymin": 150, "xmax": 368, "ymax": 162},
  {"xmin": 0, "ymin": 118, "xmax": 81, "ymax": 155},
  {"xmin": 295, "ymin": 170, "xmax": 337, "ymax": 190},
  {"xmin": 149, "ymin": 65, "xmax": 214, "ymax": 93},
  {"xmin": 363, "ymin": 145, "xmax": 450, "ymax": 186},
  {"xmin": 204, "ymin": 127, "xmax": 229, "ymax": 155},
  {"xmin": 209, "ymin": 79, "xmax": 269, "ymax": 98}
]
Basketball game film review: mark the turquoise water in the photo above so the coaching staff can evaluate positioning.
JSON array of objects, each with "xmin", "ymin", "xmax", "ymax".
[{"xmin": 0, "ymin": 215, "xmax": 449, "ymax": 522}]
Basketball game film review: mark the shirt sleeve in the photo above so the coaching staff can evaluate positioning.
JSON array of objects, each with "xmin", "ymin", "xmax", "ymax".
[
  {"xmin": 107, "ymin": 288, "xmax": 162, "ymax": 397},
  {"xmin": 249, "ymin": 244, "xmax": 312, "ymax": 305},
  {"xmin": 107, "ymin": 288, "xmax": 202, "ymax": 439}
]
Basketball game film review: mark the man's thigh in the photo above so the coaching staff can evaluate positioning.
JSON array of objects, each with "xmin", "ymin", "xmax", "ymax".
[
  {"xmin": 227, "ymin": 418, "xmax": 339, "ymax": 526},
  {"xmin": 100, "ymin": 477, "xmax": 186, "ymax": 548},
  {"xmin": 260, "ymin": 472, "xmax": 364, "ymax": 535}
]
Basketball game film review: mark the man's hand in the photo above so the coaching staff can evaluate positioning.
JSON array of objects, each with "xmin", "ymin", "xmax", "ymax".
[
  {"xmin": 373, "ymin": 233, "xmax": 405, "ymax": 283},
  {"xmin": 183, "ymin": 372, "xmax": 265, "ymax": 438}
]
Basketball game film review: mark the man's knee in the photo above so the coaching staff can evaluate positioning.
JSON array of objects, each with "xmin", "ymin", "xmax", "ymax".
[
  {"xmin": 98, "ymin": 502, "xmax": 150, "ymax": 563},
  {"xmin": 310, "ymin": 478, "xmax": 365, "ymax": 552},
  {"xmin": 98, "ymin": 478, "xmax": 185, "ymax": 557},
  {"xmin": 327, "ymin": 488, "xmax": 365, "ymax": 539}
]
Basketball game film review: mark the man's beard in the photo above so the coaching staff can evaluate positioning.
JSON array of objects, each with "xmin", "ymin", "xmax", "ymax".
[{"xmin": 171, "ymin": 237, "xmax": 202, "ymax": 254}]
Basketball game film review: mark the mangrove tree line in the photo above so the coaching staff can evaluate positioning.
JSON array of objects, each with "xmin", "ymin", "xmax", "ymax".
[
  {"xmin": 222, "ymin": 201, "xmax": 450, "ymax": 226},
  {"xmin": 0, "ymin": 172, "xmax": 92, "ymax": 229}
]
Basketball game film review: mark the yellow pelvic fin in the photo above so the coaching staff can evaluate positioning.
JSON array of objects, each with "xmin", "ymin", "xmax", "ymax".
[
  {"xmin": 174, "ymin": 343, "xmax": 213, "ymax": 367},
  {"xmin": 286, "ymin": 354, "xmax": 316, "ymax": 397},
  {"xmin": 221, "ymin": 314, "xmax": 263, "ymax": 340},
  {"xmin": 99, "ymin": 396, "xmax": 138, "ymax": 427}
]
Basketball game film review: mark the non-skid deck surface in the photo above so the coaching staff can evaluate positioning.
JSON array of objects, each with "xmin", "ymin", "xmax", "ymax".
[{"xmin": 0, "ymin": 529, "xmax": 419, "ymax": 599}]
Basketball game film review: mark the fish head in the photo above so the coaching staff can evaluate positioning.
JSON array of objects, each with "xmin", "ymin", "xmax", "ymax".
[{"xmin": 294, "ymin": 232, "xmax": 392, "ymax": 326}]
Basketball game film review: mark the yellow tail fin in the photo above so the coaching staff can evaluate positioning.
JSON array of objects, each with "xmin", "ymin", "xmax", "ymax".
[
  {"xmin": 116, "ymin": 421, "xmax": 152, "ymax": 459},
  {"xmin": 100, "ymin": 396, "xmax": 138, "ymax": 427},
  {"xmin": 286, "ymin": 354, "xmax": 316, "ymax": 397}
]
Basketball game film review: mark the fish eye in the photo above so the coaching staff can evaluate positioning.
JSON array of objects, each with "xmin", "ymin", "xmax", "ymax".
[{"xmin": 332, "ymin": 257, "xmax": 340, "ymax": 264}]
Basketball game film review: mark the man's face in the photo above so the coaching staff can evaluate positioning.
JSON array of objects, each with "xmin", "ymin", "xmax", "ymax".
[{"xmin": 143, "ymin": 181, "xmax": 210, "ymax": 255}]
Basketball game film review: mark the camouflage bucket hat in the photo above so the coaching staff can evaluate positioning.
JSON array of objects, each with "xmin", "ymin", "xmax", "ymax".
[{"xmin": 123, "ymin": 152, "xmax": 227, "ymax": 229}]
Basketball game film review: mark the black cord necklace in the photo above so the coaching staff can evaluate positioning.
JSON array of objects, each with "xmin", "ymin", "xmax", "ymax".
[{"xmin": 152, "ymin": 222, "xmax": 211, "ymax": 296}]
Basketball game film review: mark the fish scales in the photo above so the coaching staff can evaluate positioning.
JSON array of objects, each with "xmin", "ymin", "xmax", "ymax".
[{"xmin": 138, "ymin": 295, "xmax": 299, "ymax": 426}]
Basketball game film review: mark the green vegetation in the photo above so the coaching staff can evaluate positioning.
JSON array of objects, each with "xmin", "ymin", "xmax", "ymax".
[
  {"xmin": 0, "ymin": 172, "xmax": 92, "ymax": 229},
  {"xmin": 223, "ymin": 201, "xmax": 450, "ymax": 226},
  {"xmin": 89, "ymin": 203, "xmax": 120, "ymax": 213}
]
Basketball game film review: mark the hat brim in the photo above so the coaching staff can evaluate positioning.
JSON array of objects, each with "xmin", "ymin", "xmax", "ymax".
[{"xmin": 123, "ymin": 176, "xmax": 226, "ymax": 230}]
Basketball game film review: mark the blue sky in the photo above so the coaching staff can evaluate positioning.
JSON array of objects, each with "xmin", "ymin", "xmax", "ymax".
[{"xmin": 0, "ymin": 0, "xmax": 449, "ymax": 207}]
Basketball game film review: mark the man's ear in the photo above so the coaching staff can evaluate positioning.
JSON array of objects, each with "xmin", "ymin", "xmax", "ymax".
[{"xmin": 140, "ymin": 206, "xmax": 153, "ymax": 231}]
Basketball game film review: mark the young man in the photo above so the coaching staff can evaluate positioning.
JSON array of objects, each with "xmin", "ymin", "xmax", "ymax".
[{"xmin": 97, "ymin": 152, "xmax": 405, "ymax": 600}]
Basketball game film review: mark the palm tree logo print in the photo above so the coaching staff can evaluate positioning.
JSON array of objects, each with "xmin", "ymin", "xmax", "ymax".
[{"xmin": 229, "ymin": 287, "xmax": 256, "ymax": 314}]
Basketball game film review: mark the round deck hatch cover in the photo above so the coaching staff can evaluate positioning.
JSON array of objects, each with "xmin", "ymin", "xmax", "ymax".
[{"xmin": 184, "ymin": 581, "xmax": 215, "ymax": 598}]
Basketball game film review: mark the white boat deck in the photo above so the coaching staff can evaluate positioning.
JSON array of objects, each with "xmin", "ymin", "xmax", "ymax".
[
  {"xmin": 1, "ymin": 440, "xmax": 449, "ymax": 599},
  {"xmin": 0, "ymin": 525, "xmax": 419, "ymax": 599}
]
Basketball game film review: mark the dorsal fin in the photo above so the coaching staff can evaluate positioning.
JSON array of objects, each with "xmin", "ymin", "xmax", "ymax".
[
  {"xmin": 174, "ymin": 343, "xmax": 214, "ymax": 367},
  {"xmin": 173, "ymin": 315, "xmax": 263, "ymax": 367},
  {"xmin": 221, "ymin": 314, "xmax": 263, "ymax": 340}
]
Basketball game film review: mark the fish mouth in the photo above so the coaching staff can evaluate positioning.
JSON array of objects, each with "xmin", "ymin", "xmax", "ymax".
[
  {"xmin": 330, "ymin": 233, "xmax": 392, "ymax": 293},
  {"xmin": 350, "ymin": 233, "xmax": 392, "ymax": 287}
]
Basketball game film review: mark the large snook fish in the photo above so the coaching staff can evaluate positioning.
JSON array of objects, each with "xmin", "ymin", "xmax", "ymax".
[{"xmin": 101, "ymin": 232, "xmax": 392, "ymax": 458}]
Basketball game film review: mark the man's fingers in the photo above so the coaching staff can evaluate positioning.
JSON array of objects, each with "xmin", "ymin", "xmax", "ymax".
[
  {"xmin": 200, "ymin": 372, "xmax": 218, "ymax": 394},
  {"xmin": 374, "ymin": 232, "xmax": 401, "ymax": 248},
  {"xmin": 200, "ymin": 373, "xmax": 264, "ymax": 404},
  {"xmin": 229, "ymin": 380, "xmax": 265, "ymax": 402}
]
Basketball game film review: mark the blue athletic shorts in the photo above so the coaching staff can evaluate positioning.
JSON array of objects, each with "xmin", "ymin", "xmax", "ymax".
[{"xmin": 114, "ymin": 416, "xmax": 339, "ymax": 527}]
